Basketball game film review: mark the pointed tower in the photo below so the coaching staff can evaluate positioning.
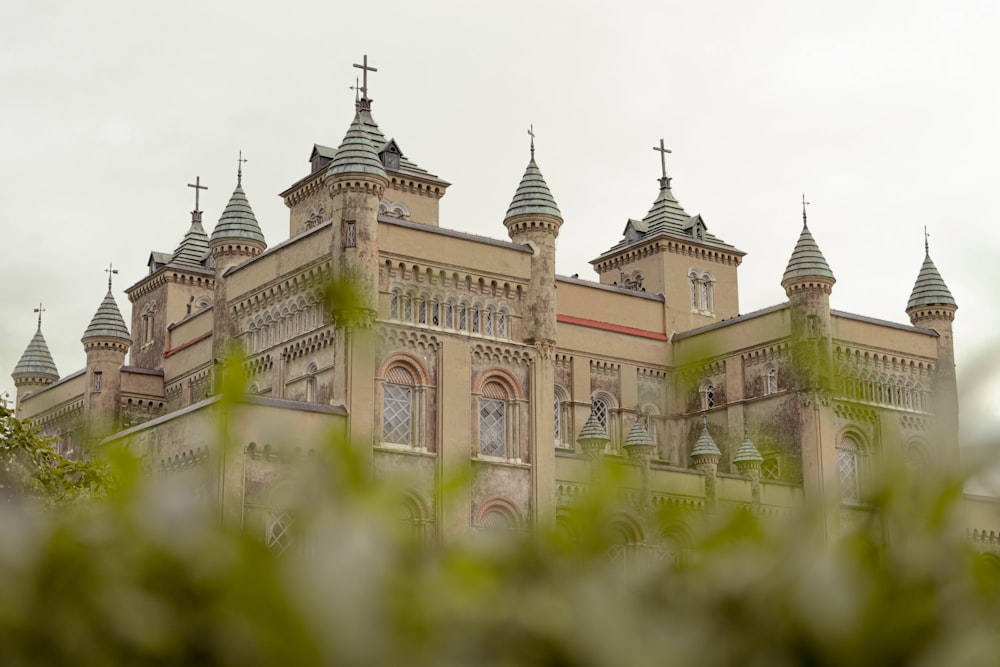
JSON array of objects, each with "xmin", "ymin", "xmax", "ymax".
[
  {"xmin": 781, "ymin": 199, "xmax": 836, "ymax": 391},
  {"xmin": 82, "ymin": 273, "xmax": 132, "ymax": 442},
  {"xmin": 690, "ymin": 415, "xmax": 721, "ymax": 503},
  {"xmin": 12, "ymin": 307, "xmax": 60, "ymax": 407},
  {"xmin": 906, "ymin": 233, "xmax": 959, "ymax": 454},
  {"xmin": 503, "ymin": 129, "xmax": 563, "ymax": 345},
  {"xmin": 590, "ymin": 140, "xmax": 744, "ymax": 332},
  {"xmin": 210, "ymin": 162, "xmax": 267, "ymax": 360}
]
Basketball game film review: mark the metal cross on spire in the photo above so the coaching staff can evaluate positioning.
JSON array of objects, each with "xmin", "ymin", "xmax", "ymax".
[
  {"xmin": 924, "ymin": 225, "xmax": 930, "ymax": 255},
  {"xmin": 105, "ymin": 263, "xmax": 118, "ymax": 292},
  {"xmin": 237, "ymin": 151, "xmax": 247, "ymax": 186},
  {"xmin": 801, "ymin": 193, "xmax": 810, "ymax": 226},
  {"xmin": 653, "ymin": 139, "xmax": 672, "ymax": 189},
  {"xmin": 528, "ymin": 124, "xmax": 535, "ymax": 159},
  {"xmin": 350, "ymin": 77, "xmax": 360, "ymax": 104},
  {"xmin": 188, "ymin": 176, "xmax": 207, "ymax": 213},
  {"xmin": 353, "ymin": 54, "xmax": 377, "ymax": 99},
  {"xmin": 33, "ymin": 302, "xmax": 45, "ymax": 329}
]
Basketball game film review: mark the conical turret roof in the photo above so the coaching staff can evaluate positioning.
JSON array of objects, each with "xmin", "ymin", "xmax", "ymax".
[
  {"xmin": 211, "ymin": 183, "xmax": 265, "ymax": 246},
  {"xmin": 907, "ymin": 251, "xmax": 956, "ymax": 310},
  {"xmin": 504, "ymin": 156, "xmax": 561, "ymax": 221},
  {"xmin": 82, "ymin": 290, "xmax": 131, "ymax": 343},
  {"xmin": 172, "ymin": 218, "xmax": 211, "ymax": 267},
  {"xmin": 691, "ymin": 416, "xmax": 721, "ymax": 458},
  {"xmin": 733, "ymin": 430, "xmax": 763, "ymax": 463},
  {"xmin": 782, "ymin": 222, "xmax": 835, "ymax": 285},
  {"xmin": 577, "ymin": 412, "xmax": 610, "ymax": 443},
  {"xmin": 624, "ymin": 419, "xmax": 654, "ymax": 448},
  {"xmin": 326, "ymin": 113, "xmax": 387, "ymax": 179},
  {"xmin": 13, "ymin": 326, "xmax": 59, "ymax": 379}
]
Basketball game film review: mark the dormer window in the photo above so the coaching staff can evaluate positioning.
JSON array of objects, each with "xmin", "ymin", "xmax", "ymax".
[{"xmin": 381, "ymin": 140, "xmax": 403, "ymax": 170}]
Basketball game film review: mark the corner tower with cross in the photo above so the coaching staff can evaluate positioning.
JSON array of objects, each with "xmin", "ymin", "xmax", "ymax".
[
  {"xmin": 591, "ymin": 139, "xmax": 745, "ymax": 332},
  {"xmin": 12, "ymin": 302, "xmax": 61, "ymax": 408}
]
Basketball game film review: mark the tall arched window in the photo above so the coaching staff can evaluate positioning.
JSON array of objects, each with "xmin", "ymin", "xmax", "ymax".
[
  {"xmin": 838, "ymin": 434, "xmax": 862, "ymax": 502},
  {"xmin": 382, "ymin": 366, "xmax": 414, "ymax": 446},
  {"xmin": 479, "ymin": 381, "xmax": 507, "ymax": 457},
  {"xmin": 554, "ymin": 385, "xmax": 573, "ymax": 449},
  {"xmin": 689, "ymin": 271, "xmax": 700, "ymax": 309},
  {"xmin": 305, "ymin": 362, "xmax": 318, "ymax": 403},
  {"xmin": 700, "ymin": 381, "xmax": 716, "ymax": 410},
  {"xmin": 390, "ymin": 290, "xmax": 400, "ymax": 320},
  {"xmin": 765, "ymin": 366, "xmax": 778, "ymax": 396}
]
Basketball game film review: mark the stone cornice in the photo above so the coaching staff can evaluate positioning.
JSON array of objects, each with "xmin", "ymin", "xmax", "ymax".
[{"xmin": 592, "ymin": 235, "xmax": 744, "ymax": 274}]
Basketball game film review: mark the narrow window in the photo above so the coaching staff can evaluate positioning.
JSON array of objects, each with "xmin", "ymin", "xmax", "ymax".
[
  {"xmin": 766, "ymin": 367, "xmax": 778, "ymax": 395},
  {"xmin": 479, "ymin": 398, "xmax": 506, "ymax": 457},
  {"xmin": 472, "ymin": 306, "xmax": 481, "ymax": 333},
  {"xmin": 403, "ymin": 296, "xmax": 413, "ymax": 321},
  {"xmin": 418, "ymin": 299, "xmax": 427, "ymax": 324},
  {"xmin": 390, "ymin": 292, "xmax": 400, "ymax": 319},
  {"xmin": 459, "ymin": 304, "xmax": 467, "ymax": 330},
  {"xmin": 497, "ymin": 310, "xmax": 507, "ymax": 337},
  {"xmin": 592, "ymin": 397, "xmax": 609, "ymax": 429},
  {"xmin": 484, "ymin": 309, "xmax": 494, "ymax": 335},
  {"xmin": 432, "ymin": 301, "xmax": 440, "ymax": 326},
  {"xmin": 94, "ymin": 371, "xmax": 103, "ymax": 392},
  {"xmin": 838, "ymin": 436, "xmax": 861, "ymax": 502},
  {"xmin": 445, "ymin": 302, "xmax": 454, "ymax": 328},
  {"xmin": 343, "ymin": 220, "xmax": 357, "ymax": 248}
]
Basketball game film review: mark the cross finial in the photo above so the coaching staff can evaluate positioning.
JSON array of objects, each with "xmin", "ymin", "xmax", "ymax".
[
  {"xmin": 105, "ymin": 263, "xmax": 118, "ymax": 292},
  {"xmin": 188, "ymin": 176, "xmax": 207, "ymax": 213},
  {"xmin": 350, "ymin": 77, "xmax": 360, "ymax": 105},
  {"xmin": 653, "ymin": 139, "xmax": 672, "ymax": 189},
  {"xmin": 528, "ymin": 124, "xmax": 535, "ymax": 159},
  {"xmin": 33, "ymin": 302, "xmax": 45, "ymax": 329},
  {"xmin": 353, "ymin": 55, "xmax": 377, "ymax": 99},
  {"xmin": 237, "ymin": 151, "xmax": 247, "ymax": 186},
  {"xmin": 924, "ymin": 225, "xmax": 930, "ymax": 255},
  {"xmin": 801, "ymin": 193, "xmax": 810, "ymax": 227}
]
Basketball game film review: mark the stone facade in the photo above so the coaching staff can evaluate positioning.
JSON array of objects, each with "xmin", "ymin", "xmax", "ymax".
[{"xmin": 12, "ymin": 71, "xmax": 991, "ymax": 553}]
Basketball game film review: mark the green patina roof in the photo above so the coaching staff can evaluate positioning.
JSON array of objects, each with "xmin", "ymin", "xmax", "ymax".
[
  {"xmin": 326, "ymin": 113, "xmax": 387, "ymax": 179},
  {"xmin": 211, "ymin": 183, "xmax": 266, "ymax": 246},
  {"xmin": 12, "ymin": 326, "xmax": 59, "ymax": 379},
  {"xmin": 172, "ymin": 218, "xmax": 211, "ymax": 267},
  {"xmin": 907, "ymin": 252, "xmax": 956, "ymax": 310},
  {"xmin": 82, "ymin": 290, "xmax": 131, "ymax": 342},
  {"xmin": 733, "ymin": 431, "xmax": 763, "ymax": 463},
  {"xmin": 606, "ymin": 181, "xmax": 737, "ymax": 255},
  {"xmin": 623, "ymin": 419, "xmax": 654, "ymax": 448},
  {"xmin": 577, "ymin": 412, "xmax": 610, "ymax": 444},
  {"xmin": 691, "ymin": 417, "xmax": 721, "ymax": 458},
  {"xmin": 782, "ymin": 223, "xmax": 835, "ymax": 284},
  {"xmin": 505, "ymin": 157, "xmax": 561, "ymax": 221}
]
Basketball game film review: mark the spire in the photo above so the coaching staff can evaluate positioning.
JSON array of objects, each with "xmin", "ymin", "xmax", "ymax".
[
  {"xmin": 504, "ymin": 131, "xmax": 561, "ymax": 222},
  {"xmin": 12, "ymin": 306, "xmax": 59, "ymax": 381},
  {"xmin": 907, "ymin": 230, "xmax": 956, "ymax": 311},
  {"xmin": 326, "ymin": 113, "xmax": 387, "ymax": 179},
  {"xmin": 171, "ymin": 217, "xmax": 211, "ymax": 267},
  {"xmin": 211, "ymin": 163, "xmax": 266, "ymax": 246},
  {"xmin": 624, "ymin": 418, "xmax": 654, "ymax": 448},
  {"xmin": 691, "ymin": 415, "xmax": 721, "ymax": 458},
  {"xmin": 781, "ymin": 198, "xmax": 835, "ymax": 287},
  {"xmin": 82, "ymin": 283, "xmax": 131, "ymax": 344},
  {"xmin": 733, "ymin": 427, "xmax": 763, "ymax": 464}
]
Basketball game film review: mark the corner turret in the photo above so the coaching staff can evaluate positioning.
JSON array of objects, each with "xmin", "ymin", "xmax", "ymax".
[
  {"xmin": 12, "ymin": 306, "xmax": 60, "ymax": 407},
  {"xmin": 906, "ymin": 232, "xmax": 959, "ymax": 455},
  {"xmin": 210, "ymin": 160, "xmax": 266, "ymax": 360},
  {"xmin": 782, "ymin": 198, "xmax": 835, "ymax": 391},
  {"xmin": 82, "ymin": 269, "xmax": 132, "ymax": 442},
  {"xmin": 503, "ymin": 128, "xmax": 562, "ymax": 345}
]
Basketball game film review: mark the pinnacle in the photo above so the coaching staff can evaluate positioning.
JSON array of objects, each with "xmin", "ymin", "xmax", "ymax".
[
  {"xmin": 326, "ymin": 113, "xmax": 387, "ymax": 179},
  {"xmin": 504, "ymin": 156, "xmax": 561, "ymax": 222},
  {"xmin": 211, "ymin": 182, "xmax": 266, "ymax": 247},
  {"xmin": 12, "ymin": 326, "xmax": 59, "ymax": 380},
  {"xmin": 782, "ymin": 222, "xmax": 835, "ymax": 286},
  {"xmin": 907, "ymin": 251, "xmax": 956, "ymax": 311},
  {"xmin": 82, "ymin": 290, "xmax": 131, "ymax": 343}
]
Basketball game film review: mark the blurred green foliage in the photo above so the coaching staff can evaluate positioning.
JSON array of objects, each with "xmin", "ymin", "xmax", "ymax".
[{"xmin": 2, "ymin": 394, "xmax": 1000, "ymax": 666}]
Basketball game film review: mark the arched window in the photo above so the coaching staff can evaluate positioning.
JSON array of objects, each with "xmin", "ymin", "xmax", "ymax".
[
  {"xmin": 689, "ymin": 271, "xmax": 700, "ymax": 309},
  {"xmin": 476, "ymin": 499, "xmax": 521, "ymax": 532},
  {"xmin": 497, "ymin": 309, "xmax": 508, "ymax": 338},
  {"xmin": 765, "ymin": 366, "xmax": 778, "ymax": 395},
  {"xmin": 471, "ymin": 305, "xmax": 481, "ymax": 333},
  {"xmin": 445, "ymin": 301, "xmax": 455, "ymax": 329},
  {"xmin": 305, "ymin": 362, "xmax": 318, "ymax": 403},
  {"xmin": 590, "ymin": 391, "xmax": 618, "ymax": 453},
  {"xmin": 402, "ymin": 294, "xmax": 413, "ymax": 322},
  {"xmin": 838, "ymin": 434, "xmax": 862, "ymax": 503},
  {"xmin": 383, "ymin": 367, "xmax": 414, "ymax": 446},
  {"xmin": 479, "ymin": 381, "xmax": 507, "ymax": 457},
  {"xmin": 702, "ymin": 273, "xmax": 715, "ymax": 314},
  {"xmin": 458, "ymin": 303, "xmax": 467, "ymax": 330},
  {"xmin": 554, "ymin": 385, "xmax": 572, "ymax": 449},
  {"xmin": 700, "ymin": 381, "xmax": 715, "ymax": 410},
  {"xmin": 484, "ymin": 307, "xmax": 494, "ymax": 336},
  {"xmin": 553, "ymin": 391, "xmax": 562, "ymax": 446},
  {"xmin": 431, "ymin": 298, "xmax": 441, "ymax": 326},
  {"xmin": 418, "ymin": 297, "xmax": 427, "ymax": 324},
  {"xmin": 390, "ymin": 290, "xmax": 400, "ymax": 320},
  {"xmin": 592, "ymin": 395, "xmax": 609, "ymax": 430}
]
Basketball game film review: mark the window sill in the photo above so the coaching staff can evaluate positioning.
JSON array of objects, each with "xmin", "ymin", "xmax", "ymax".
[{"xmin": 473, "ymin": 455, "xmax": 530, "ymax": 469}]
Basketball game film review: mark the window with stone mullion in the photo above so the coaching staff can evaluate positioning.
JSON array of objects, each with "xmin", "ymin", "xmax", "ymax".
[
  {"xmin": 383, "ymin": 383, "xmax": 413, "ymax": 445},
  {"xmin": 480, "ymin": 398, "xmax": 506, "ymax": 457}
]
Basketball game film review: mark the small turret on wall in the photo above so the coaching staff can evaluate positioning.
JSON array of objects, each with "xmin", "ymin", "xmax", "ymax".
[{"xmin": 11, "ymin": 306, "xmax": 60, "ymax": 410}]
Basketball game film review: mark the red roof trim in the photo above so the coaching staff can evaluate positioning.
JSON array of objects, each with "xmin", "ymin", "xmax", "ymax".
[
  {"xmin": 557, "ymin": 314, "xmax": 668, "ymax": 341},
  {"xmin": 164, "ymin": 331, "xmax": 212, "ymax": 358}
]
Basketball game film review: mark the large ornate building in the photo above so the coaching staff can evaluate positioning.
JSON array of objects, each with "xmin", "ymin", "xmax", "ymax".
[{"xmin": 12, "ymin": 61, "xmax": 995, "ymax": 552}]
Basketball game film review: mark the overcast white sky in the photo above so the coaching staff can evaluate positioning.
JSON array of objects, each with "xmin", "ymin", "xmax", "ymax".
[{"xmin": 3, "ymin": 1, "xmax": 999, "ymax": 444}]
